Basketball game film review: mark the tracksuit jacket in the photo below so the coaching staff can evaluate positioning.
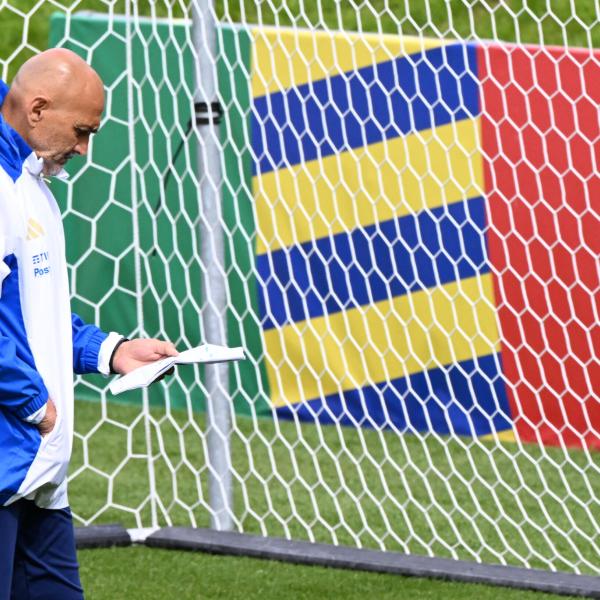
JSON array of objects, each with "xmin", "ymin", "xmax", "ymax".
[{"xmin": 0, "ymin": 80, "xmax": 117, "ymax": 509}]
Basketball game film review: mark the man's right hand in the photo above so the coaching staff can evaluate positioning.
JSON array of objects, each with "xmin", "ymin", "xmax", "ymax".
[{"xmin": 38, "ymin": 399, "xmax": 56, "ymax": 437}]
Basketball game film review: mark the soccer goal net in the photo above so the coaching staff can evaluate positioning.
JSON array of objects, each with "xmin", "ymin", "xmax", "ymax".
[{"xmin": 1, "ymin": 0, "xmax": 598, "ymax": 576}]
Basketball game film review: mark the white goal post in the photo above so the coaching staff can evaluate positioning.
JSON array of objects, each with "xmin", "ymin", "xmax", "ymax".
[{"xmin": 1, "ymin": 0, "xmax": 599, "ymax": 585}]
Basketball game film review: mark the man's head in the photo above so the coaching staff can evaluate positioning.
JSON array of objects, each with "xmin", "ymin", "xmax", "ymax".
[{"xmin": 2, "ymin": 48, "xmax": 104, "ymax": 176}]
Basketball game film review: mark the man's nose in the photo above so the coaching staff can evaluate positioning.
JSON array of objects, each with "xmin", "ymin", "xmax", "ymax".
[{"xmin": 74, "ymin": 139, "xmax": 90, "ymax": 156}]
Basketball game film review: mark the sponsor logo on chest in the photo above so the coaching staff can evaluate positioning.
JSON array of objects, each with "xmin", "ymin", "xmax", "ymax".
[
  {"xmin": 26, "ymin": 217, "xmax": 45, "ymax": 240},
  {"xmin": 32, "ymin": 251, "xmax": 50, "ymax": 278},
  {"xmin": 24, "ymin": 218, "xmax": 51, "ymax": 278}
]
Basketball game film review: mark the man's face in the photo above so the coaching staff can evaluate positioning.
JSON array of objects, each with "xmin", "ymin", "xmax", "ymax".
[{"xmin": 29, "ymin": 88, "xmax": 104, "ymax": 176}]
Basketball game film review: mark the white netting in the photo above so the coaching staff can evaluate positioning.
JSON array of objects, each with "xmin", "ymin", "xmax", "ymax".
[{"xmin": 1, "ymin": 0, "xmax": 599, "ymax": 574}]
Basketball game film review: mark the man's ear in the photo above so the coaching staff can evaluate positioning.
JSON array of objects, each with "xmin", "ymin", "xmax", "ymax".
[{"xmin": 28, "ymin": 96, "xmax": 49, "ymax": 126}]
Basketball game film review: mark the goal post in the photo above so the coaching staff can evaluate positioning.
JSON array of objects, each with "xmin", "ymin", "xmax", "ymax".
[
  {"xmin": 190, "ymin": 0, "xmax": 234, "ymax": 532},
  {"xmin": 1, "ymin": 0, "xmax": 599, "ymax": 588}
]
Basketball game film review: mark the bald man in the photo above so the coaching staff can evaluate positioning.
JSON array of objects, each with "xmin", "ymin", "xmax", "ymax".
[{"xmin": 0, "ymin": 49, "xmax": 178, "ymax": 599}]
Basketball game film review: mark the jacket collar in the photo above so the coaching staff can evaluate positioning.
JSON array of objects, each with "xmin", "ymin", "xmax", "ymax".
[
  {"xmin": 0, "ymin": 80, "xmax": 33, "ymax": 181},
  {"xmin": 0, "ymin": 80, "xmax": 69, "ymax": 182}
]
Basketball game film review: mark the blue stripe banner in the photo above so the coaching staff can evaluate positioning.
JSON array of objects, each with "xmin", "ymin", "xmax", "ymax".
[
  {"xmin": 275, "ymin": 353, "xmax": 511, "ymax": 436},
  {"xmin": 252, "ymin": 43, "xmax": 480, "ymax": 175},
  {"xmin": 257, "ymin": 196, "xmax": 490, "ymax": 329}
]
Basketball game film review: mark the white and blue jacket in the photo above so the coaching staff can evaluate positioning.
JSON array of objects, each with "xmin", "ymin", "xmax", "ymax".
[{"xmin": 0, "ymin": 80, "xmax": 119, "ymax": 509}]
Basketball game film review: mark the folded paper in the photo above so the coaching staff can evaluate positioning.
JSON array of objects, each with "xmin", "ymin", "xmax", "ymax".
[{"xmin": 109, "ymin": 344, "xmax": 246, "ymax": 395}]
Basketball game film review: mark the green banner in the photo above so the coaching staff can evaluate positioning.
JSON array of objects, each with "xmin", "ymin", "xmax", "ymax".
[{"xmin": 49, "ymin": 13, "xmax": 269, "ymax": 416}]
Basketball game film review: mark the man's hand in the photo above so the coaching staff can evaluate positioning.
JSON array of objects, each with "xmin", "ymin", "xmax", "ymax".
[
  {"xmin": 38, "ymin": 398, "xmax": 56, "ymax": 437},
  {"xmin": 111, "ymin": 338, "xmax": 178, "ymax": 375}
]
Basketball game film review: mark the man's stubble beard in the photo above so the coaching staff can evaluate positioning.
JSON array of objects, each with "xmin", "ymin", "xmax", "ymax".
[
  {"xmin": 41, "ymin": 158, "xmax": 64, "ymax": 177},
  {"xmin": 33, "ymin": 131, "xmax": 71, "ymax": 177}
]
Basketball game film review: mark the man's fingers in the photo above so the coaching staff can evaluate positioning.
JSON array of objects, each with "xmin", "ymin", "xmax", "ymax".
[
  {"xmin": 113, "ymin": 338, "xmax": 179, "ymax": 375},
  {"xmin": 38, "ymin": 398, "xmax": 57, "ymax": 437},
  {"xmin": 165, "ymin": 341, "xmax": 178, "ymax": 356},
  {"xmin": 155, "ymin": 340, "xmax": 178, "ymax": 357}
]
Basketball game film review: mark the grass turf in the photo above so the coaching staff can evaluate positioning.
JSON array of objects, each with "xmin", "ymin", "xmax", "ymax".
[
  {"xmin": 77, "ymin": 545, "xmax": 580, "ymax": 600},
  {"xmin": 70, "ymin": 398, "xmax": 600, "ymax": 575}
]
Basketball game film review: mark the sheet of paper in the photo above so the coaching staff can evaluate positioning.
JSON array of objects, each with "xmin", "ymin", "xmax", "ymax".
[{"xmin": 109, "ymin": 344, "xmax": 245, "ymax": 395}]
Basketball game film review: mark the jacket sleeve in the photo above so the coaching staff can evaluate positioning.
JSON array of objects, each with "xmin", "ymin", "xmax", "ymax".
[
  {"xmin": 0, "ymin": 335, "xmax": 49, "ymax": 419},
  {"xmin": 72, "ymin": 313, "xmax": 109, "ymax": 374},
  {"xmin": 0, "ymin": 238, "xmax": 49, "ymax": 419}
]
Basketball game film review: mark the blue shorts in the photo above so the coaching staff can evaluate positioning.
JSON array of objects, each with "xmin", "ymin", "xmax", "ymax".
[{"xmin": 0, "ymin": 499, "xmax": 83, "ymax": 600}]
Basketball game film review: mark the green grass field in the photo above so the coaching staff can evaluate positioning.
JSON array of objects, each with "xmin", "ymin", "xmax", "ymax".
[
  {"xmin": 77, "ymin": 546, "xmax": 581, "ymax": 600},
  {"xmin": 1, "ymin": 1, "xmax": 598, "ymax": 597},
  {"xmin": 70, "ymin": 398, "xmax": 600, "ymax": 576}
]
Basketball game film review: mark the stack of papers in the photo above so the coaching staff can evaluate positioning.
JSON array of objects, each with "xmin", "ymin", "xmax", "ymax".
[{"xmin": 109, "ymin": 344, "xmax": 246, "ymax": 395}]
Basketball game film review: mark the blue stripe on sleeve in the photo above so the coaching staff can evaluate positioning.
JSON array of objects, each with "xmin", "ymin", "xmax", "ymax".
[
  {"xmin": 0, "ymin": 255, "xmax": 49, "ymax": 417},
  {"xmin": 0, "ymin": 254, "xmax": 44, "ymax": 503},
  {"xmin": 71, "ymin": 313, "xmax": 108, "ymax": 375},
  {"xmin": 257, "ymin": 196, "xmax": 489, "ymax": 329},
  {"xmin": 252, "ymin": 43, "xmax": 479, "ymax": 175}
]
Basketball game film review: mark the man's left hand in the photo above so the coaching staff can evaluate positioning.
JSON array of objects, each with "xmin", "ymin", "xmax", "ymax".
[{"xmin": 112, "ymin": 338, "xmax": 178, "ymax": 375}]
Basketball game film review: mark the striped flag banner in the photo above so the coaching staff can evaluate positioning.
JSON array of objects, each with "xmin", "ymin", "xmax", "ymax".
[{"xmin": 247, "ymin": 28, "xmax": 599, "ymax": 448}]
